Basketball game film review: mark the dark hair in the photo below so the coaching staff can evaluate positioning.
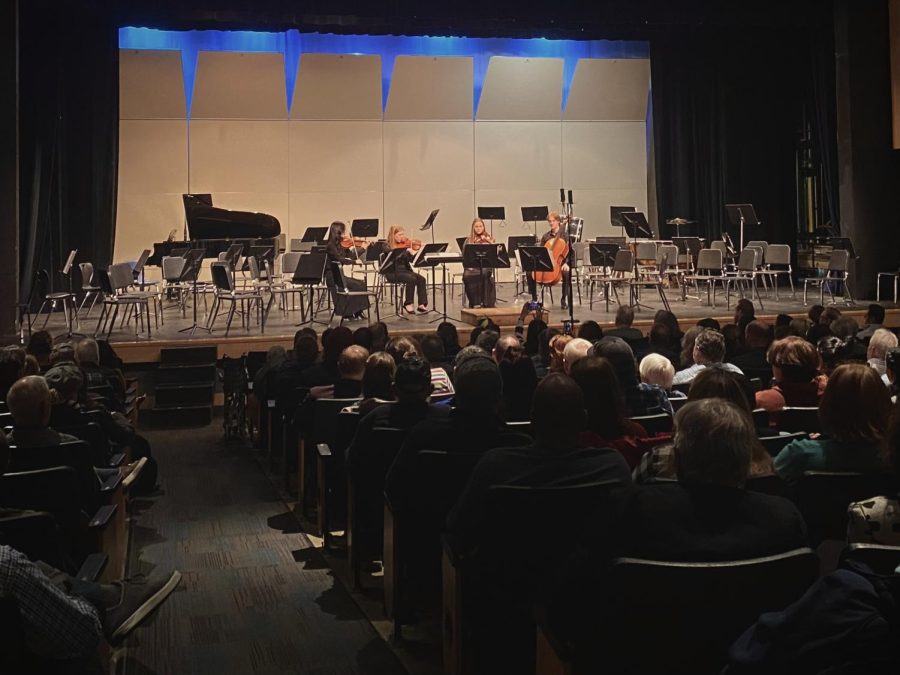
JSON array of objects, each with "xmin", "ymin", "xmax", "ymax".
[
  {"xmin": 578, "ymin": 320, "xmax": 603, "ymax": 342},
  {"xmin": 615, "ymin": 305, "xmax": 635, "ymax": 327},
  {"xmin": 817, "ymin": 335, "xmax": 850, "ymax": 373},
  {"xmin": 530, "ymin": 373, "xmax": 586, "ymax": 443},
  {"xmin": 353, "ymin": 326, "xmax": 374, "ymax": 351},
  {"xmin": 436, "ymin": 322, "xmax": 460, "ymax": 357},
  {"xmin": 775, "ymin": 313, "xmax": 793, "ymax": 327},
  {"xmin": 27, "ymin": 330, "xmax": 52, "ymax": 358},
  {"xmin": 525, "ymin": 319, "xmax": 548, "ymax": 356},
  {"xmin": 688, "ymin": 367, "xmax": 752, "ymax": 414},
  {"xmin": 694, "ymin": 329, "xmax": 726, "ymax": 363},
  {"xmin": 323, "ymin": 326, "xmax": 353, "ymax": 366},
  {"xmin": 649, "ymin": 322, "xmax": 672, "ymax": 349},
  {"xmin": 830, "ymin": 316, "xmax": 859, "ymax": 341},
  {"xmin": 820, "ymin": 306, "xmax": 842, "ymax": 326},
  {"xmin": 768, "ymin": 336, "xmax": 821, "ymax": 383},
  {"xmin": 654, "ymin": 310, "xmax": 681, "ymax": 338},
  {"xmin": 673, "ymin": 399, "xmax": 753, "ymax": 487},
  {"xmin": 419, "ymin": 334, "xmax": 446, "ymax": 363},
  {"xmin": 371, "ymin": 322, "xmax": 389, "ymax": 352},
  {"xmin": 538, "ymin": 327, "xmax": 560, "ymax": 366},
  {"xmin": 570, "ymin": 356, "xmax": 627, "ymax": 437},
  {"xmin": 499, "ymin": 352, "xmax": 538, "ymax": 421},
  {"xmin": 807, "ymin": 304, "xmax": 825, "ymax": 324},
  {"xmin": 394, "ymin": 355, "xmax": 432, "ymax": 399},
  {"xmin": 734, "ymin": 298, "xmax": 755, "ymax": 324},
  {"xmin": 385, "ymin": 336, "xmax": 421, "ymax": 364},
  {"xmin": 820, "ymin": 364, "xmax": 892, "ymax": 444},
  {"xmin": 475, "ymin": 330, "xmax": 500, "ymax": 355},
  {"xmin": 328, "ymin": 221, "xmax": 346, "ymax": 245},
  {"xmin": 362, "ymin": 352, "xmax": 396, "ymax": 400},
  {"xmin": 0, "ymin": 347, "xmax": 25, "ymax": 400},
  {"xmin": 696, "ymin": 318, "xmax": 721, "ymax": 331},
  {"xmin": 868, "ymin": 303, "xmax": 886, "ymax": 325},
  {"xmin": 744, "ymin": 320, "xmax": 771, "ymax": 348}
]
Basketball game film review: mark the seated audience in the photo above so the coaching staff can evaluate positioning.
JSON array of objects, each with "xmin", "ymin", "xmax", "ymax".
[
  {"xmin": 26, "ymin": 330, "xmax": 53, "ymax": 371},
  {"xmin": 572, "ymin": 356, "xmax": 654, "ymax": 469},
  {"xmin": 311, "ymin": 345, "xmax": 368, "ymax": 399},
  {"xmin": 385, "ymin": 335, "xmax": 421, "ymax": 365},
  {"xmin": 808, "ymin": 304, "xmax": 825, "ymax": 325},
  {"xmin": 475, "ymin": 329, "xmax": 500, "ymax": 355},
  {"xmin": 604, "ymin": 305, "xmax": 643, "ymax": 341},
  {"xmin": 577, "ymin": 320, "xmax": 603, "ymax": 342},
  {"xmin": 302, "ymin": 326, "xmax": 353, "ymax": 386},
  {"xmin": 830, "ymin": 316, "xmax": 868, "ymax": 362},
  {"xmin": 436, "ymin": 321, "xmax": 461, "ymax": 360},
  {"xmin": 420, "ymin": 333, "xmax": 450, "ymax": 372},
  {"xmin": 733, "ymin": 298, "xmax": 756, "ymax": 336},
  {"xmin": 696, "ymin": 317, "xmax": 721, "ymax": 331},
  {"xmin": 0, "ymin": 345, "xmax": 25, "ymax": 400},
  {"xmin": 74, "ymin": 338, "xmax": 127, "ymax": 413},
  {"xmin": 352, "ymin": 326, "xmax": 374, "ymax": 351},
  {"xmin": 562, "ymin": 337, "xmax": 592, "ymax": 374},
  {"xmin": 857, "ymin": 303, "xmax": 886, "ymax": 342},
  {"xmin": 492, "ymin": 335, "xmax": 522, "ymax": 364},
  {"xmin": 6, "ymin": 376, "xmax": 78, "ymax": 448},
  {"xmin": 654, "ymin": 310, "xmax": 684, "ymax": 350},
  {"xmin": 679, "ymin": 325, "xmax": 703, "ymax": 370},
  {"xmin": 721, "ymin": 323, "xmax": 744, "ymax": 361},
  {"xmin": 251, "ymin": 345, "xmax": 287, "ymax": 406},
  {"xmin": 274, "ymin": 329, "xmax": 320, "ymax": 399},
  {"xmin": 818, "ymin": 334, "xmax": 854, "ymax": 376},
  {"xmin": 353, "ymin": 351, "xmax": 396, "ymax": 416},
  {"xmin": 728, "ymin": 320, "xmax": 773, "ymax": 382},
  {"xmin": 370, "ymin": 321, "xmax": 389, "ymax": 352},
  {"xmin": 534, "ymin": 327, "xmax": 559, "ymax": 378},
  {"xmin": 524, "ymin": 318, "xmax": 548, "ymax": 359},
  {"xmin": 647, "ymin": 322, "xmax": 680, "ymax": 367},
  {"xmin": 548, "ymin": 334, "xmax": 573, "ymax": 374},
  {"xmin": 867, "ymin": 328, "xmax": 898, "ymax": 385},
  {"xmin": 639, "ymin": 353, "xmax": 681, "ymax": 398},
  {"xmin": 673, "ymin": 329, "xmax": 743, "ymax": 385},
  {"xmin": 592, "ymin": 336, "xmax": 673, "ymax": 416},
  {"xmin": 774, "ymin": 364, "xmax": 892, "ymax": 484},
  {"xmin": 498, "ymin": 345, "xmax": 538, "ymax": 422},
  {"xmin": 447, "ymin": 373, "xmax": 632, "ymax": 551},
  {"xmin": 755, "ymin": 336, "xmax": 827, "ymax": 412}
]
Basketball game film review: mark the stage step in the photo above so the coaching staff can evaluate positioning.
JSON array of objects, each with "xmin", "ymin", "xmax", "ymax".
[
  {"xmin": 155, "ymin": 364, "xmax": 216, "ymax": 386},
  {"xmin": 151, "ymin": 346, "xmax": 216, "ymax": 427}
]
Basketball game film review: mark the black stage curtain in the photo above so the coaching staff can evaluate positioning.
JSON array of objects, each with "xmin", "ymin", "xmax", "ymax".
[
  {"xmin": 650, "ymin": 21, "xmax": 838, "ymax": 246},
  {"xmin": 18, "ymin": 1, "xmax": 119, "ymax": 307}
]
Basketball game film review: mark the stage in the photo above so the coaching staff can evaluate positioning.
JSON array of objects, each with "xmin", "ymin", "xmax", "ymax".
[{"xmin": 32, "ymin": 282, "xmax": 898, "ymax": 365}]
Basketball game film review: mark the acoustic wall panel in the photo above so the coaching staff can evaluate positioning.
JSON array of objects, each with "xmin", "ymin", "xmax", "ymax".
[
  {"xmin": 383, "ymin": 122, "xmax": 474, "ymax": 192},
  {"xmin": 562, "ymin": 122, "xmax": 647, "ymax": 190},
  {"xmin": 119, "ymin": 49, "xmax": 186, "ymax": 120},
  {"xmin": 564, "ymin": 59, "xmax": 651, "ymax": 121},
  {"xmin": 189, "ymin": 120, "xmax": 289, "ymax": 194},
  {"xmin": 385, "ymin": 56, "xmax": 473, "ymax": 121},
  {"xmin": 289, "ymin": 121, "xmax": 383, "ymax": 192},
  {"xmin": 192, "ymin": 52, "xmax": 287, "ymax": 119},
  {"xmin": 291, "ymin": 54, "xmax": 382, "ymax": 120},
  {"xmin": 570, "ymin": 189, "xmax": 649, "ymax": 240},
  {"xmin": 474, "ymin": 122, "xmax": 562, "ymax": 191},
  {"xmin": 473, "ymin": 189, "xmax": 565, "ymax": 228},
  {"xmin": 476, "ymin": 57, "xmax": 563, "ymax": 121},
  {"xmin": 114, "ymin": 195, "xmax": 187, "ymax": 262},
  {"xmin": 118, "ymin": 120, "xmax": 188, "ymax": 195},
  {"xmin": 383, "ymin": 191, "xmax": 474, "ymax": 241},
  {"xmin": 289, "ymin": 191, "xmax": 385, "ymax": 240}
]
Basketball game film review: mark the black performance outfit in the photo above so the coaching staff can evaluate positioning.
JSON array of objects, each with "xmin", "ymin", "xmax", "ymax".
[
  {"xmin": 527, "ymin": 229, "xmax": 574, "ymax": 306},
  {"xmin": 379, "ymin": 243, "xmax": 428, "ymax": 307},
  {"xmin": 325, "ymin": 240, "xmax": 369, "ymax": 317},
  {"xmin": 462, "ymin": 238, "xmax": 497, "ymax": 308}
]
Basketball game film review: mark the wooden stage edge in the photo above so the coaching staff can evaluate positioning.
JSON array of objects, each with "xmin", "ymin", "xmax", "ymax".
[{"xmin": 111, "ymin": 306, "xmax": 900, "ymax": 365}]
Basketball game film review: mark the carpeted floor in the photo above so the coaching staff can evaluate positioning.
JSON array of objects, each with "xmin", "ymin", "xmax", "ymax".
[{"xmin": 121, "ymin": 419, "xmax": 407, "ymax": 675}]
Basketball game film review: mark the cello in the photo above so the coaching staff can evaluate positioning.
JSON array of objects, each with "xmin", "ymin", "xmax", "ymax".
[{"xmin": 533, "ymin": 231, "xmax": 570, "ymax": 286}]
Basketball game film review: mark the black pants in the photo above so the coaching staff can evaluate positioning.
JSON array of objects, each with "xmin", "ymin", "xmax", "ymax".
[
  {"xmin": 385, "ymin": 271, "xmax": 428, "ymax": 306},
  {"xmin": 528, "ymin": 270, "xmax": 571, "ymax": 304},
  {"xmin": 325, "ymin": 269, "xmax": 369, "ymax": 316},
  {"xmin": 463, "ymin": 268, "xmax": 496, "ymax": 307}
]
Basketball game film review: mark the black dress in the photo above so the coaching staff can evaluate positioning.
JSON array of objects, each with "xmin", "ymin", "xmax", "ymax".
[
  {"xmin": 325, "ymin": 241, "xmax": 369, "ymax": 317},
  {"xmin": 462, "ymin": 238, "xmax": 497, "ymax": 307},
  {"xmin": 379, "ymin": 243, "xmax": 428, "ymax": 306}
]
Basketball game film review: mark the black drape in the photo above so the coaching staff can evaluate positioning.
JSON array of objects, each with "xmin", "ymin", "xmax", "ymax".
[
  {"xmin": 651, "ymin": 26, "xmax": 835, "ymax": 247},
  {"xmin": 18, "ymin": 1, "xmax": 118, "ymax": 306}
]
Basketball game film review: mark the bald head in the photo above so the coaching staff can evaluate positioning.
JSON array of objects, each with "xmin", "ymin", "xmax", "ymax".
[
  {"xmin": 530, "ymin": 373, "xmax": 586, "ymax": 450},
  {"xmin": 338, "ymin": 345, "xmax": 369, "ymax": 380},
  {"xmin": 493, "ymin": 335, "xmax": 522, "ymax": 364},
  {"xmin": 7, "ymin": 376, "xmax": 52, "ymax": 428},
  {"xmin": 563, "ymin": 338, "xmax": 592, "ymax": 374},
  {"xmin": 75, "ymin": 338, "xmax": 100, "ymax": 366}
]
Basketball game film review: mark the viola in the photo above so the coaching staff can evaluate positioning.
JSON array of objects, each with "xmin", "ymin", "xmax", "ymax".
[
  {"xmin": 533, "ymin": 230, "xmax": 570, "ymax": 286},
  {"xmin": 396, "ymin": 236, "xmax": 423, "ymax": 251},
  {"xmin": 470, "ymin": 233, "xmax": 495, "ymax": 245},
  {"xmin": 341, "ymin": 236, "xmax": 370, "ymax": 249}
]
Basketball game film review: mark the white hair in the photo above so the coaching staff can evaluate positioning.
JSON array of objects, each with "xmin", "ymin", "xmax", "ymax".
[
  {"xmin": 639, "ymin": 352, "xmax": 676, "ymax": 390},
  {"xmin": 563, "ymin": 338, "xmax": 593, "ymax": 374},
  {"xmin": 868, "ymin": 328, "xmax": 898, "ymax": 360}
]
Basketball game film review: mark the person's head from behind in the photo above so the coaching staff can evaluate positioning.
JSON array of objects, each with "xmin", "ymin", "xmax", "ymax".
[
  {"xmin": 817, "ymin": 335, "xmax": 850, "ymax": 374},
  {"xmin": 7, "ymin": 376, "xmax": 51, "ymax": 428},
  {"xmin": 420, "ymin": 333, "xmax": 446, "ymax": 364},
  {"xmin": 570, "ymin": 356, "xmax": 625, "ymax": 436},
  {"xmin": 455, "ymin": 344, "xmax": 490, "ymax": 368},
  {"xmin": 639, "ymin": 353, "xmax": 675, "ymax": 391},
  {"xmin": 673, "ymin": 399, "xmax": 754, "ymax": 488},
  {"xmin": 49, "ymin": 342, "xmax": 76, "ymax": 367},
  {"xmin": 830, "ymin": 316, "xmax": 859, "ymax": 342},
  {"xmin": 265, "ymin": 345, "xmax": 287, "ymax": 366},
  {"xmin": 371, "ymin": 322, "xmax": 389, "ymax": 352},
  {"xmin": 498, "ymin": 351, "xmax": 538, "ymax": 418},
  {"xmin": 733, "ymin": 298, "xmax": 755, "ymax": 326},
  {"xmin": 293, "ymin": 332, "xmax": 319, "ymax": 367},
  {"xmin": 0, "ymin": 346, "xmax": 26, "ymax": 400},
  {"xmin": 696, "ymin": 317, "xmax": 721, "ymax": 331},
  {"xmin": 820, "ymin": 364, "xmax": 892, "ymax": 444},
  {"xmin": 768, "ymin": 336, "xmax": 821, "ymax": 384},
  {"xmin": 807, "ymin": 304, "xmax": 825, "ymax": 325},
  {"xmin": 75, "ymin": 338, "xmax": 100, "ymax": 367},
  {"xmin": 687, "ymin": 367, "xmax": 752, "ymax": 414},
  {"xmin": 436, "ymin": 322, "xmax": 459, "ymax": 354},
  {"xmin": 548, "ymin": 334, "xmax": 573, "ymax": 373},
  {"xmin": 44, "ymin": 364, "xmax": 84, "ymax": 403},
  {"xmin": 649, "ymin": 322, "xmax": 672, "ymax": 351},
  {"xmin": 744, "ymin": 320, "xmax": 772, "ymax": 350},
  {"xmin": 394, "ymin": 356, "xmax": 432, "ymax": 403},
  {"xmin": 525, "ymin": 319, "xmax": 548, "ymax": 356},
  {"xmin": 538, "ymin": 328, "xmax": 560, "ymax": 365},
  {"xmin": 453, "ymin": 354, "xmax": 503, "ymax": 416},
  {"xmin": 27, "ymin": 331, "xmax": 52, "ymax": 362},
  {"xmin": 693, "ymin": 329, "xmax": 726, "ymax": 366},
  {"xmin": 577, "ymin": 320, "xmax": 603, "ymax": 342},
  {"xmin": 493, "ymin": 335, "xmax": 522, "ymax": 364},
  {"xmin": 530, "ymin": 373, "xmax": 587, "ymax": 450},
  {"xmin": 866, "ymin": 303, "xmax": 886, "ymax": 326},
  {"xmin": 362, "ymin": 352, "xmax": 396, "ymax": 400},
  {"xmin": 820, "ymin": 306, "xmax": 841, "ymax": 327},
  {"xmin": 775, "ymin": 314, "xmax": 793, "ymax": 328},
  {"xmin": 614, "ymin": 305, "xmax": 634, "ymax": 328},
  {"xmin": 475, "ymin": 329, "xmax": 500, "ymax": 355},
  {"xmin": 654, "ymin": 310, "xmax": 680, "ymax": 338},
  {"xmin": 324, "ymin": 326, "xmax": 353, "ymax": 366},
  {"xmin": 680, "ymin": 326, "xmax": 703, "ymax": 368},
  {"xmin": 562, "ymin": 338, "xmax": 592, "ymax": 374},
  {"xmin": 338, "ymin": 345, "xmax": 369, "ymax": 381},
  {"xmin": 883, "ymin": 399, "xmax": 900, "ymax": 485},
  {"xmin": 385, "ymin": 336, "xmax": 421, "ymax": 365},
  {"xmin": 352, "ymin": 326, "xmax": 374, "ymax": 351},
  {"xmin": 868, "ymin": 328, "xmax": 898, "ymax": 362},
  {"xmin": 590, "ymin": 336, "xmax": 638, "ymax": 387}
]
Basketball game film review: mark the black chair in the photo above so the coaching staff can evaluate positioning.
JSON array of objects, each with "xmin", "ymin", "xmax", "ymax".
[
  {"xmin": 536, "ymin": 548, "xmax": 819, "ymax": 675},
  {"xmin": 777, "ymin": 406, "xmax": 820, "ymax": 433},
  {"xmin": 795, "ymin": 471, "xmax": 892, "ymax": 545},
  {"xmin": 7, "ymin": 441, "xmax": 105, "ymax": 513},
  {"xmin": 297, "ymin": 397, "xmax": 360, "ymax": 514},
  {"xmin": 751, "ymin": 408, "xmax": 770, "ymax": 429},
  {"xmin": 629, "ymin": 412, "xmax": 673, "ymax": 435},
  {"xmin": 53, "ymin": 421, "xmax": 122, "ymax": 468},
  {"xmin": 316, "ymin": 409, "xmax": 360, "ymax": 546},
  {"xmin": 0, "ymin": 510, "xmax": 70, "ymax": 572},
  {"xmin": 669, "ymin": 396, "xmax": 689, "ymax": 412},
  {"xmin": 840, "ymin": 542, "xmax": 900, "ymax": 574},
  {"xmin": 759, "ymin": 432, "xmax": 807, "ymax": 457}
]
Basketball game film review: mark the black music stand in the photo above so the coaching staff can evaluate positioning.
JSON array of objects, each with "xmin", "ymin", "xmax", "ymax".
[
  {"xmin": 588, "ymin": 243, "xmax": 621, "ymax": 269},
  {"xmin": 420, "ymin": 210, "xmax": 440, "ymax": 242},
  {"xmin": 521, "ymin": 206, "xmax": 549, "ymax": 240},
  {"xmin": 463, "ymin": 243, "xmax": 510, "ymax": 309},
  {"xmin": 477, "ymin": 206, "xmax": 505, "ymax": 238},
  {"xmin": 177, "ymin": 248, "xmax": 211, "ymax": 335},
  {"xmin": 301, "ymin": 226, "xmax": 328, "ymax": 243},
  {"xmin": 293, "ymin": 251, "xmax": 328, "ymax": 326},
  {"xmin": 518, "ymin": 245, "xmax": 553, "ymax": 303},
  {"xmin": 223, "ymin": 243, "xmax": 243, "ymax": 270},
  {"xmin": 611, "ymin": 205, "xmax": 636, "ymax": 239},
  {"xmin": 621, "ymin": 211, "xmax": 653, "ymax": 240},
  {"xmin": 378, "ymin": 248, "xmax": 413, "ymax": 321},
  {"xmin": 351, "ymin": 219, "xmax": 379, "ymax": 239},
  {"xmin": 725, "ymin": 203, "xmax": 760, "ymax": 252}
]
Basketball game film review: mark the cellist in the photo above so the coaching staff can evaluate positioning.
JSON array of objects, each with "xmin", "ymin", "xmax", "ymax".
[{"xmin": 527, "ymin": 211, "xmax": 574, "ymax": 309}]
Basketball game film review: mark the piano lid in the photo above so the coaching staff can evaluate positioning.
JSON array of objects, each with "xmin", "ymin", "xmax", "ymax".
[{"xmin": 183, "ymin": 193, "xmax": 281, "ymax": 240}]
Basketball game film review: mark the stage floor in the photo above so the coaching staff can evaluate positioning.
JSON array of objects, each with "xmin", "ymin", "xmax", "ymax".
[{"xmin": 35, "ymin": 282, "xmax": 897, "ymax": 364}]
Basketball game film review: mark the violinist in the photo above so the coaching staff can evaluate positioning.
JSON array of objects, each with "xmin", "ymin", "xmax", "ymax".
[
  {"xmin": 380, "ymin": 225, "xmax": 429, "ymax": 314},
  {"xmin": 462, "ymin": 218, "xmax": 497, "ymax": 308},
  {"xmin": 527, "ymin": 211, "xmax": 574, "ymax": 309},
  {"xmin": 325, "ymin": 221, "xmax": 370, "ymax": 319}
]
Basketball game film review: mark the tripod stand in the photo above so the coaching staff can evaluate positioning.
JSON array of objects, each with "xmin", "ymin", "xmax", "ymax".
[{"xmin": 177, "ymin": 248, "xmax": 212, "ymax": 336}]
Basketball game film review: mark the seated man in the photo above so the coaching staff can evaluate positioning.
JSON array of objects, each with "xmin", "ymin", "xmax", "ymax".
[
  {"xmin": 867, "ymin": 328, "xmax": 898, "ymax": 385},
  {"xmin": 728, "ymin": 320, "xmax": 773, "ymax": 381},
  {"xmin": 6, "ymin": 376, "xmax": 79, "ymax": 448},
  {"xmin": 591, "ymin": 336, "xmax": 673, "ymax": 416},
  {"xmin": 604, "ymin": 305, "xmax": 643, "ymax": 342},
  {"xmin": 857, "ymin": 303, "xmax": 886, "ymax": 342},
  {"xmin": 550, "ymin": 398, "xmax": 808, "ymax": 643},
  {"xmin": 673, "ymin": 328, "xmax": 744, "ymax": 385},
  {"xmin": 310, "ymin": 345, "xmax": 369, "ymax": 400},
  {"xmin": 75, "ymin": 338, "xmax": 126, "ymax": 413}
]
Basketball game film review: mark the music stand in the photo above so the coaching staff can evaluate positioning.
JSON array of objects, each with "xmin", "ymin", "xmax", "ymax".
[
  {"xmin": 223, "ymin": 244, "xmax": 244, "ymax": 270},
  {"xmin": 725, "ymin": 204, "xmax": 760, "ymax": 252},
  {"xmin": 419, "ymin": 210, "xmax": 440, "ymax": 242},
  {"xmin": 518, "ymin": 245, "xmax": 553, "ymax": 302},
  {"xmin": 588, "ymin": 243, "xmax": 621, "ymax": 269},
  {"xmin": 521, "ymin": 206, "xmax": 549, "ymax": 240},
  {"xmin": 463, "ymin": 243, "xmax": 511, "ymax": 309},
  {"xmin": 378, "ymin": 248, "xmax": 415, "ymax": 321},
  {"xmin": 610, "ymin": 206, "xmax": 636, "ymax": 239},
  {"xmin": 301, "ymin": 226, "xmax": 328, "ymax": 243},
  {"xmin": 477, "ymin": 206, "xmax": 505, "ymax": 238},
  {"xmin": 456, "ymin": 237, "xmax": 467, "ymax": 253},
  {"xmin": 351, "ymin": 219, "xmax": 379, "ymax": 239},
  {"xmin": 177, "ymin": 248, "xmax": 211, "ymax": 335},
  {"xmin": 621, "ymin": 211, "xmax": 653, "ymax": 240},
  {"xmin": 292, "ymin": 252, "xmax": 328, "ymax": 326}
]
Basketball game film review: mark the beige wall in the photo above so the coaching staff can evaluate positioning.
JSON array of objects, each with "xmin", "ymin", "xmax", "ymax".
[{"xmin": 116, "ymin": 50, "xmax": 651, "ymax": 268}]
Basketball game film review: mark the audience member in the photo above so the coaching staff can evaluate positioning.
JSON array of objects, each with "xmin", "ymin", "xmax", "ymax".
[
  {"xmin": 274, "ymin": 329, "xmax": 320, "ymax": 399},
  {"xmin": 534, "ymin": 327, "xmax": 559, "ymax": 378},
  {"xmin": 857, "ymin": 303, "xmax": 886, "ymax": 342},
  {"xmin": 577, "ymin": 320, "xmax": 603, "ymax": 342},
  {"xmin": 524, "ymin": 319, "xmax": 548, "ymax": 358},
  {"xmin": 352, "ymin": 326, "xmax": 374, "ymax": 351},
  {"xmin": 455, "ymin": 344, "xmax": 490, "ymax": 367},
  {"xmin": 733, "ymin": 298, "xmax": 756, "ymax": 336},
  {"xmin": 817, "ymin": 335, "xmax": 852, "ymax": 375},
  {"xmin": 548, "ymin": 334, "xmax": 573, "ymax": 374},
  {"xmin": 867, "ymin": 328, "xmax": 898, "ymax": 385},
  {"xmin": 679, "ymin": 325, "xmax": 703, "ymax": 369},
  {"xmin": 755, "ymin": 336, "xmax": 826, "ymax": 412},
  {"xmin": 251, "ymin": 345, "xmax": 286, "ymax": 406},
  {"xmin": 318, "ymin": 345, "xmax": 368, "ymax": 398},
  {"xmin": 774, "ymin": 364, "xmax": 892, "ymax": 484},
  {"xmin": 654, "ymin": 310, "xmax": 684, "ymax": 350},
  {"xmin": 385, "ymin": 335, "xmax": 421, "ymax": 365},
  {"xmin": 605, "ymin": 306, "xmax": 643, "ymax": 341},
  {"xmin": 639, "ymin": 353, "xmax": 680, "ymax": 398},
  {"xmin": 0, "ymin": 345, "xmax": 25, "ymax": 400},
  {"xmin": 819, "ymin": 306, "xmax": 842, "ymax": 327},
  {"xmin": 475, "ymin": 329, "xmax": 500, "ymax": 355},
  {"xmin": 647, "ymin": 322, "xmax": 680, "ymax": 366},
  {"xmin": 469, "ymin": 317, "xmax": 499, "ymax": 345},
  {"xmin": 6, "ymin": 376, "xmax": 78, "ymax": 447},
  {"xmin": 498, "ymin": 347, "xmax": 539, "ymax": 422},
  {"xmin": 830, "ymin": 316, "xmax": 867, "ymax": 362},
  {"xmin": 592, "ymin": 336, "xmax": 673, "ymax": 416},
  {"xmin": 807, "ymin": 304, "xmax": 825, "ymax": 326},
  {"xmin": 436, "ymin": 322, "xmax": 461, "ymax": 360},
  {"xmin": 562, "ymin": 338, "xmax": 592, "ymax": 374},
  {"xmin": 673, "ymin": 329, "xmax": 743, "ymax": 385},
  {"xmin": 728, "ymin": 320, "xmax": 773, "ymax": 381},
  {"xmin": 572, "ymin": 356, "xmax": 653, "ymax": 469},
  {"xmin": 26, "ymin": 331, "xmax": 53, "ymax": 371},
  {"xmin": 50, "ymin": 342, "xmax": 76, "ymax": 367},
  {"xmin": 721, "ymin": 323, "xmax": 744, "ymax": 361},
  {"xmin": 420, "ymin": 333, "xmax": 449, "ymax": 372},
  {"xmin": 75, "ymin": 338, "xmax": 127, "ymax": 412},
  {"xmin": 370, "ymin": 322, "xmax": 389, "ymax": 352},
  {"xmin": 492, "ymin": 335, "xmax": 522, "ymax": 364},
  {"xmin": 354, "ymin": 351, "xmax": 396, "ymax": 416},
  {"xmin": 696, "ymin": 317, "xmax": 721, "ymax": 331}
]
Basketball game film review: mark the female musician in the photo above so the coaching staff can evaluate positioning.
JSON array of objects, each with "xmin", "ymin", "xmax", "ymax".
[
  {"xmin": 462, "ymin": 218, "xmax": 497, "ymax": 308},
  {"xmin": 527, "ymin": 211, "xmax": 574, "ymax": 309},
  {"xmin": 325, "ymin": 221, "xmax": 369, "ymax": 319},
  {"xmin": 380, "ymin": 225, "xmax": 429, "ymax": 314}
]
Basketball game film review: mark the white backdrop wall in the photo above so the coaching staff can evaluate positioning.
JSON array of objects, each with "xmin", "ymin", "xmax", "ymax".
[{"xmin": 116, "ymin": 49, "xmax": 651, "ymax": 271}]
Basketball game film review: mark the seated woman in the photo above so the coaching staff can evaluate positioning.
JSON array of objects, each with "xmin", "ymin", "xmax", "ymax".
[
  {"xmin": 755, "ymin": 336, "xmax": 827, "ymax": 413},
  {"xmin": 461, "ymin": 217, "xmax": 497, "ymax": 308},
  {"xmin": 774, "ymin": 363, "xmax": 892, "ymax": 485},
  {"xmin": 380, "ymin": 225, "xmax": 428, "ymax": 314},
  {"xmin": 324, "ymin": 221, "xmax": 369, "ymax": 320},
  {"xmin": 847, "ymin": 398, "xmax": 900, "ymax": 545},
  {"xmin": 571, "ymin": 355, "xmax": 652, "ymax": 469}
]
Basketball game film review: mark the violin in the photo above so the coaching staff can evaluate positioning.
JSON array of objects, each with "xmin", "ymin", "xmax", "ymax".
[
  {"xmin": 341, "ymin": 236, "xmax": 370, "ymax": 249},
  {"xmin": 532, "ymin": 230, "xmax": 570, "ymax": 286},
  {"xmin": 470, "ymin": 233, "xmax": 495, "ymax": 245},
  {"xmin": 396, "ymin": 235, "xmax": 423, "ymax": 251}
]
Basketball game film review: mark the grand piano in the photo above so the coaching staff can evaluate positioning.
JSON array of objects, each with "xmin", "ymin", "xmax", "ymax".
[{"xmin": 147, "ymin": 194, "xmax": 282, "ymax": 266}]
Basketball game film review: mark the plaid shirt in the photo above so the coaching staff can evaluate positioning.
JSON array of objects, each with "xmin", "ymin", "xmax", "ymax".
[
  {"xmin": 632, "ymin": 443, "xmax": 676, "ymax": 484},
  {"xmin": 625, "ymin": 383, "xmax": 674, "ymax": 417},
  {"xmin": 0, "ymin": 546, "xmax": 102, "ymax": 659}
]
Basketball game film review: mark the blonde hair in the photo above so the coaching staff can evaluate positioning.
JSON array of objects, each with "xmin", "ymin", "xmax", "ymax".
[
  {"xmin": 468, "ymin": 218, "xmax": 490, "ymax": 243},
  {"xmin": 562, "ymin": 338, "xmax": 592, "ymax": 374},
  {"xmin": 640, "ymin": 353, "xmax": 676, "ymax": 390},
  {"xmin": 387, "ymin": 224, "xmax": 405, "ymax": 249},
  {"xmin": 549, "ymin": 334, "xmax": 573, "ymax": 373},
  {"xmin": 869, "ymin": 328, "xmax": 898, "ymax": 361},
  {"xmin": 547, "ymin": 211, "xmax": 561, "ymax": 224}
]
